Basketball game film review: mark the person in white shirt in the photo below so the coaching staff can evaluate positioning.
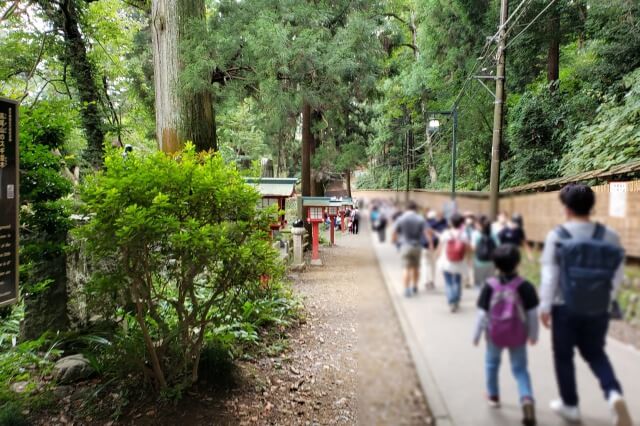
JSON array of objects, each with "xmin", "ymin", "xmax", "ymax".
[
  {"xmin": 435, "ymin": 213, "xmax": 469, "ymax": 312},
  {"xmin": 539, "ymin": 184, "xmax": 632, "ymax": 426}
]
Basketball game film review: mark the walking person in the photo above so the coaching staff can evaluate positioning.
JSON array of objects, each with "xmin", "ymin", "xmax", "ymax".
[
  {"xmin": 491, "ymin": 211, "xmax": 509, "ymax": 240},
  {"xmin": 471, "ymin": 215, "xmax": 498, "ymax": 288},
  {"xmin": 498, "ymin": 213, "xmax": 534, "ymax": 261},
  {"xmin": 539, "ymin": 183, "xmax": 633, "ymax": 426},
  {"xmin": 370, "ymin": 205, "xmax": 381, "ymax": 231},
  {"xmin": 351, "ymin": 207, "xmax": 360, "ymax": 235},
  {"xmin": 463, "ymin": 213, "xmax": 477, "ymax": 288},
  {"xmin": 473, "ymin": 244, "xmax": 539, "ymax": 426},
  {"xmin": 435, "ymin": 213, "xmax": 469, "ymax": 312},
  {"xmin": 376, "ymin": 210, "xmax": 388, "ymax": 243},
  {"xmin": 392, "ymin": 201, "xmax": 429, "ymax": 298},
  {"xmin": 424, "ymin": 210, "xmax": 446, "ymax": 290}
]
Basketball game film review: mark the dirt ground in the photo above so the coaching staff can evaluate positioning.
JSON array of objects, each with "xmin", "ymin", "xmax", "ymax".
[{"xmin": 35, "ymin": 224, "xmax": 431, "ymax": 425}]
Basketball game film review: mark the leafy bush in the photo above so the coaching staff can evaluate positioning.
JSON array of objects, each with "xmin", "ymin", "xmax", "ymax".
[
  {"xmin": 76, "ymin": 145, "xmax": 283, "ymax": 390},
  {"xmin": 562, "ymin": 68, "xmax": 640, "ymax": 174},
  {"xmin": 19, "ymin": 101, "xmax": 75, "ymax": 340},
  {"xmin": 0, "ymin": 333, "xmax": 59, "ymax": 422}
]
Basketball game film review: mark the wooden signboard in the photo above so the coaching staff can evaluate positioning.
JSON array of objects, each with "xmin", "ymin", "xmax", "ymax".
[
  {"xmin": 0, "ymin": 97, "xmax": 19, "ymax": 307},
  {"xmin": 609, "ymin": 182, "xmax": 628, "ymax": 218}
]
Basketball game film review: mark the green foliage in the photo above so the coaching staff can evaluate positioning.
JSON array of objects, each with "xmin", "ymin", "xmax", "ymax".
[
  {"xmin": 503, "ymin": 90, "xmax": 566, "ymax": 186},
  {"xmin": 0, "ymin": 333, "xmax": 59, "ymax": 422},
  {"xmin": 562, "ymin": 68, "xmax": 640, "ymax": 174},
  {"xmin": 18, "ymin": 102, "xmax": 74, "ymax": 340},
  {"xmin": 0, "ymin": 401, "xmax": 28, "ymax": 426},
  {"xmin": 77, "ymin": 144, "xmax": 284, "ymax": 390}
]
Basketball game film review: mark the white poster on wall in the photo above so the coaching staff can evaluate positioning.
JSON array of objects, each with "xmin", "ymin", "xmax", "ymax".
[{"xmin": 609, "ymin": 182, "xmax": 628, "ymax": 218}]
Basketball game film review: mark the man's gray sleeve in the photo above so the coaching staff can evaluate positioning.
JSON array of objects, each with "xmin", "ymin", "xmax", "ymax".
[{"xmin": 539, "ymin": 230, "xmax": 559, "ymax": 314}]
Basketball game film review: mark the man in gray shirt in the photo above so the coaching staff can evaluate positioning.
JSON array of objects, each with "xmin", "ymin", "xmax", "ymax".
[
  {"xmin": 392, "ymin": 201, "xmax": 429, "ymax": 298},
  {"xmin": 539, "ymin": 184, "xmax": 632, "ymax": 426}
]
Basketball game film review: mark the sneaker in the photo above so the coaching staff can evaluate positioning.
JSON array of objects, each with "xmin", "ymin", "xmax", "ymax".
[
  {"xmin": 487, "ymin": 395, "xmax": 500, "ymax": 408},
  {"xmin": 404, "ymin": 288, "xmax": 412, "ymax": 298},
  {"xmin": 425, "ymin": 282, "xmax": 434, "ymax": 290},
  {"xmin": 550, "ymin": 399, "xmax": 580, "ymax": 423},
  {"xmin": 522, "ymin": 398, "xmax": 536, "ymax": 426},
  {"xmin": 608, "ymin": 391, "xmax": 633, "ymax": 426},
  {"xmin": 412, "ymin": 286, "xmax": 418, "ymax": 295}
]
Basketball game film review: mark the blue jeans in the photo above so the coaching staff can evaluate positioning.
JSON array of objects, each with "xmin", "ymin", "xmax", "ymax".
[
  {"xmin": 551, "ymin": 305, "xmax": 622, "ymax": 406},
  {"xmin": 486, "ymin": 341, "xmax": 533, "ymax": 401},
  {"xmin": 443, "ymin": 271, "xmax": 462, "ymax": 305}
]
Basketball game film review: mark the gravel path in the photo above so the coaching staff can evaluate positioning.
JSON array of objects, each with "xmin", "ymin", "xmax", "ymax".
[{"xmin": 296, "ymin": 225, "xmax": 432, "ymax": 425}]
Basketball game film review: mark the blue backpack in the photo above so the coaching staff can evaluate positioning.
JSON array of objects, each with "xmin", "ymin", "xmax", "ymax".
[{"xmin": 555, "ymin": 223, "xmax": 624, "ymax": 316}]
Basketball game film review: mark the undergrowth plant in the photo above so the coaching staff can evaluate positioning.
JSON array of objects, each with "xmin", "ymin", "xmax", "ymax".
[{"xmin": 77, "ymin": 144, "xmax": 284, "ymax": 391}]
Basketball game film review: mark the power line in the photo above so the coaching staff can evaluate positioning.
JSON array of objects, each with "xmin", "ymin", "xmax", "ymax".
[
  {"xmin": 507, "ymin": 0, "xmax": 559, "ymax": 49},
  {"xmin": 450, "ymin": 0, "xmax": 535, "ymax": 108}
]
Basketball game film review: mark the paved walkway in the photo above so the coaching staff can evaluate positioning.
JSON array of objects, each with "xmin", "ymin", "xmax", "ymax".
[{"xmin": 370, "ymin": 228, "xmax": 640, "ymax": 426}]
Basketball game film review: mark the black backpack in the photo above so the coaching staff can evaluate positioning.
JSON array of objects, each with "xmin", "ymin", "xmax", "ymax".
[
  {"xmin": 476, "ymin": 235, "xmax": 496, "ymax": 262},
  {"xmin": 556, "ymin": 223, "xmax": 624, "ymax": 316}
]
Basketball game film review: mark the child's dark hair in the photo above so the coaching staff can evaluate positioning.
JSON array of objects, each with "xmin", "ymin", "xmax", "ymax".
[
  {"xmin": 449, "ymin": 213, "xmax": 464, "ymax": 228},
  {"xmin": 493, "ymin": 244, "xmax": 521, "ymax": 274},
  {"xmin": 559, "ymin": 183, "xmax": 595, "ymax": 216},
  {"xmin": 478, "ymin": 215, "xmax": 491, "ymax": 236}
]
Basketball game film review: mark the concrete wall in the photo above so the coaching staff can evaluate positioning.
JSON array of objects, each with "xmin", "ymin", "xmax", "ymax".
[{"xmin": 354, "ymin": 180, "xmax": 640, "ymax": 257}]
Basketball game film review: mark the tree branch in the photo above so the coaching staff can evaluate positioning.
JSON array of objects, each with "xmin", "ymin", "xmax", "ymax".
[
  {"xmin": 1, "ymin": 0, "xmax": 21, "ymax": 22},
  {"xmin": 382, "ymin": 12, "xmax": 408, "ymax": 26},
  {"xmin": 20, "ymin": 31, "xmax": 49, "ymax": 102}
]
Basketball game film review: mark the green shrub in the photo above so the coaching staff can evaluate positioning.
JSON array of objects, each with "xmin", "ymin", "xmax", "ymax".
[
  {"xmin": 0, "ymin": 401, "xmax": 28, "ymax": 426},
  {"xmin": 76, "ymin": 144, "xmax": 282, "ymax": 391}
]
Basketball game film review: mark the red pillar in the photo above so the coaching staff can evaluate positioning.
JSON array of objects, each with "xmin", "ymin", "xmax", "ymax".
[
  {"xmin": 311, "ymin": 221, "xmax": 321, "ymax": 265},
  {"xmin": 329, "ymin": 216, "xmax": 335, "ymax": 245}
]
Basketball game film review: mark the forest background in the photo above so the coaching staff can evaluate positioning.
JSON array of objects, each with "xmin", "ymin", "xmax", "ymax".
[{"xmin": 0, "ymin": 0, "xmax": 639, "ymax": 423}]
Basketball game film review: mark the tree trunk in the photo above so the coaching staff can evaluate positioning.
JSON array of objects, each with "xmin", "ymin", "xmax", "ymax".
[
  {"xmin": 301, "ymin": 102, "xmax": 312, "ymax": 196},
  {"xmin": 260, "ymin": 158, "xmax": 274, "ymax": 177},
  {"xmin": 346, "ymin": 170, "xmax": 352, "ymax": 198},
  {"xmin": 38, "ymin": 0, "xmax": 106, "ymax": 168},
  {"xmin": 151, "ymin": 0, "xmax": 216, "ymax": 153},
  {"xmin": 547, "ymin": 3, "xmax": 560, "ymax": 86},
  {"xmin": 311, "ymin": 110, "xmax": 323, "ymax": 196}
]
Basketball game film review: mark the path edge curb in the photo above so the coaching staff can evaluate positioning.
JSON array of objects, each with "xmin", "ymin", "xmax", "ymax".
[{"xmin": 370, "ymin": 234, "xmax": 453, "ymax": 426}]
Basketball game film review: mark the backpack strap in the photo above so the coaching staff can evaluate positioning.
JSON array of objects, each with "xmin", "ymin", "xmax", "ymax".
[
  {"xmin": 556, "ymin": 225, "xmax": 572, "ymax": 240},
  {"xmin": 592, "ymin": 222, "xmax": 605, "ymax": 240},
  {"xmin": 505, "ymin": 276, "xmax": 524, "ymax": 290},
  {"xmin": 486, "ymin": 277, "xmax": 501, "ymax": 291}
]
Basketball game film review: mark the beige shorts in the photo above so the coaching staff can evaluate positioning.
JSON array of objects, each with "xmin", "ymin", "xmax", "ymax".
[{"xmin": 402, "ymin": 246, "xmax": 422, "ymax": 268}]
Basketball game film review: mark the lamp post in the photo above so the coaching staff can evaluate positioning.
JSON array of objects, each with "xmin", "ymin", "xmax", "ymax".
[{"xmin": 426, "ymin": 108, "xmax": 459, "ymax": 201}]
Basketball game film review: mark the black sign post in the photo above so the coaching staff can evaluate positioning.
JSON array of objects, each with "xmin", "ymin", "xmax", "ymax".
[{"xmin": 0, "ymin": 97, "xmax": 19, "ymax": 307}]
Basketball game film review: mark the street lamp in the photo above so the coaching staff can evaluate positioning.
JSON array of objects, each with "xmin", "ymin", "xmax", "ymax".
[{"xmin": 425, "ymin": 108, "xmax": 458, "ymax": 202}]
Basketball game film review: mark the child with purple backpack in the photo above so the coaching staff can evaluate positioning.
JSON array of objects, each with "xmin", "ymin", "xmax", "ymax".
[{"xmin": 473, "ymin": 244, "xmax": 539, "ymax": 426}]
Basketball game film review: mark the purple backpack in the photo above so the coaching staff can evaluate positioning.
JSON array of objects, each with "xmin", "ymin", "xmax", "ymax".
[{"xmin": 488, "ymin": 276, "xmax": 528, "ymax": 348}]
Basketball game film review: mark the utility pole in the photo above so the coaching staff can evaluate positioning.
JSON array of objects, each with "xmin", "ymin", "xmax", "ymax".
[
  {"xmin": 489, "ymin": 0, "xmax": 508, "ymax": 220},
  {"xmin": 405, "ymin": 124, "xmax": 410, "ymax": 204},
  {"xmin": 451, "ymin": 107, "xmax": 458, "ymax": 202}
]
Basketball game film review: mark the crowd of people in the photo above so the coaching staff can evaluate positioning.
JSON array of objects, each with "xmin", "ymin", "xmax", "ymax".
[{"xmin": 367, "ymin": 184, "xmax": 633, "ymax": 426}]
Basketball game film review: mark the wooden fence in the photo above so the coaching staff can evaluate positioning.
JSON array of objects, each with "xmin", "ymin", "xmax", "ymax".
[{"xmin": 353, "ymin": 179, "xmax": 640, "ymax": 257}]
